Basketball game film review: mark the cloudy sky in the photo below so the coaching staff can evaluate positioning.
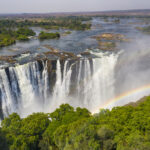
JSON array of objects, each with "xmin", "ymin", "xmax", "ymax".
[{"xmin": 0, "ymin": 0, "xmax": 150, "ymax": 13}]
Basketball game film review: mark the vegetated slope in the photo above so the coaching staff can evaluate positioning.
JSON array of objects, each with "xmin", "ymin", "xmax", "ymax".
[{"xmin": 1, "ymin": 96, "xmax": 150, "ymax": 150}]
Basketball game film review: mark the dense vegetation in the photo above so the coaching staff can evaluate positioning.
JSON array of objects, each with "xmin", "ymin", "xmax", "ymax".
[
  {"xmin": 0, "ymin": 96, "xmax": 150, "ymax": 150},
  {"xmin": 38, "ymin": 31, "xmax": 60, "ymax": 40},
  {"xmin": 0, "ymin": 27, "xmax": 35, "ymax": 47}
]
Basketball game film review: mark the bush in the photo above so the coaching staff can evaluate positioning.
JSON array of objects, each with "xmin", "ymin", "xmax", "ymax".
[{"xmin": 38, "ymin": 31, "xmax": 60, "ymax": 40}]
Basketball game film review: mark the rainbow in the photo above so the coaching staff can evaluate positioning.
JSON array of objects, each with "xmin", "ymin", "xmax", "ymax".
[{"xmin": 93, "ymin": 83, "xmax": 150, "ymax": 114}]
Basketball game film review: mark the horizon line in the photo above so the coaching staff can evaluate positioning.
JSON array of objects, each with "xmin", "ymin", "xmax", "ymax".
[{"xmin": 0, "ymin": 8, "xmax": 150, "ymax": 15}]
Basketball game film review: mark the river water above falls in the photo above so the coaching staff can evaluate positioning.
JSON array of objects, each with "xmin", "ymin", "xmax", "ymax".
[
  {"xmin": 0, "ymin": 17, "xmax": 145, "ymax": 56},
  {"xmin": 1, "ymin": 17, "xmax": 150, "ymax": 119}
]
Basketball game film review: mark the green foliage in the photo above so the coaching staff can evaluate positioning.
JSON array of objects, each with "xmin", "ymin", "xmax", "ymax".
[
  {"xmin": 0, "ymin": 128, "xmax": 9, "ymax": 150},
  {"xmin": 0, "ymin": 16, "xmax": 92, "ymax": 30},
  {"xmin": 38, "ymin": 31, "xmax": 60, "ymax": 40},
  {"xmin": 0, "ymin": 27, "xmax": 35, "ymax": 47},
  {"xmin": 0, "ymin": 16, "xmax": 91, "ymax": 47},
  {"xmin": 1, "ymin": 113, "xmax": 50, "ymax": 150},
  {"xmin": 1, "ymin": 97, "xmax": 150, "ymax": 150},
  {"xmin": 1, "ymin": 113, "xmax": 21, "ymax": 135},
  {"xmin": 39, "ymin": 104, "xmax": 91, "ymax": 150},
  {"xmin": 16, "ymin": 28, "xmax": 35, "ymax": 36},
  {"xmin": 0, "ymin": 36, "xmax": 16, "ymax": 47},
  {"xmin": 17, "ymin": 35, "xmax": 29, "ymax": 41}
]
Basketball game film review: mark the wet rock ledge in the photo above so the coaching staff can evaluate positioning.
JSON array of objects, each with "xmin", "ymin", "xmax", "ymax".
[{"xmin": 0, "ymin": 48, "xmax": 96, "ymax": 69}]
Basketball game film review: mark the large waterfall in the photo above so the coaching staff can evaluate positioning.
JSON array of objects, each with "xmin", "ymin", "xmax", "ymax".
[
  {"xmin": 0, "ymin": 61, "xmax": 49, "ymax": 118},
  {"xmin": 0, "ymin": 51, "xmax": 118, "ymax": 119},
  {"xmin": 49, "ymin": 52, "xmax": 118, "ymax": 113},
  {"xmin": 1, "ymin": 49, "xmax": 150, "ymax": 119}
]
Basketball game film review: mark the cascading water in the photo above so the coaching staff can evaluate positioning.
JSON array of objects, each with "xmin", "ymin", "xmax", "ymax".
[
  {"xmin": 79, "ymin": 52, "xmax": 118, "ymax": 112},
  {"xmin": 1, "ymin": 49, "xmax": 150, "ymax": 120},
  {"xmin": 0, "ymin": 61, "xmax": 49, "ymax": 118},
  {"xmin": 48, "ymin": 60, "xmax": 73, "ymax": 112},
  {"xmin": 0, "ymin": 51, "xmax": 119, "ymax": 119}
]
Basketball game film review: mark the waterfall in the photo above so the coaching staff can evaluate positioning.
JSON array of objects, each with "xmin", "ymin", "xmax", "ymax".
[
  {"xmin": 0, "ymin": 61, "xmax": 49, "ymax": 118},
  {"xmin": 0, "ymin": 69, "xmax": 17, "ymax": 118},
  {"xmin": 0, "ymin": 51, "xmax": 119, "ymax": 119},
  {"xmin": 48, "ymin": 60, "xmax": 73, "ymax": 112},
  {"xmin": 75, "ymin": 52, "xmax": 118, "ymax": 112},
  {"xmin": 46, "ymin": 52, "xmax": 118, "ymax": 113}
]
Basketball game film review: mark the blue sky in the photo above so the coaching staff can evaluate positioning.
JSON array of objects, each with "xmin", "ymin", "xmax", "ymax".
[{"xmin": 0, "ymin": 0, "xmax": 150, "ymax": 13}]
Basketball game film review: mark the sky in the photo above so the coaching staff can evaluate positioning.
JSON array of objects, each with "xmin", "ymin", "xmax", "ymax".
[{"xmin": 0, "ymin": 0, "xmax": 150, "ymax": 13}]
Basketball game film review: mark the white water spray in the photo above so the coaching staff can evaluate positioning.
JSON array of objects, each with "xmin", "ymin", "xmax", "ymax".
[{"xmin": 1, "ymin": 49, "xmax": 150, "ymax": 119}]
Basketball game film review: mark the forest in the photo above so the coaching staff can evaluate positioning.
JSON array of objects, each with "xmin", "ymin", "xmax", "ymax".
[{"xmin": 0, "ymin": 96, "xmax": 150, "ymax": 150}]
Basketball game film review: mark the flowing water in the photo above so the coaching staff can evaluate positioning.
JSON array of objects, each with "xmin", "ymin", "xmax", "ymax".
[
  {"xmin": 0, "ymin": 51, "xmax": 118, "ymax": 118},
  {"xmin": 1, "ymin": 17, "xmax": 150, "ymax": 119}
]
